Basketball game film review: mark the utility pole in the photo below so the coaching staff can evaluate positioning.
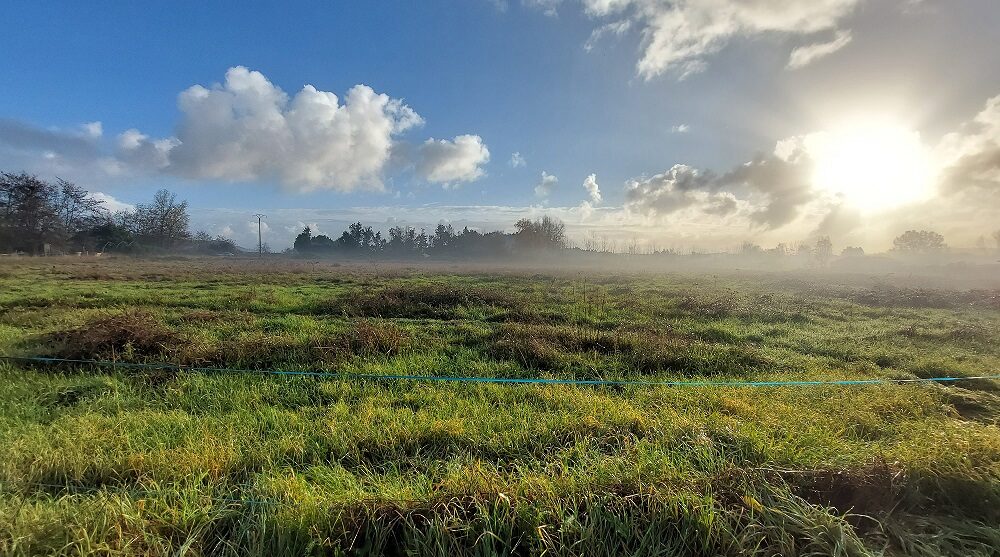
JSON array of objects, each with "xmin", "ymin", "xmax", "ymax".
[{"xmin": 253, "ymin": 213, "xmax": 266, "ymax": 257}]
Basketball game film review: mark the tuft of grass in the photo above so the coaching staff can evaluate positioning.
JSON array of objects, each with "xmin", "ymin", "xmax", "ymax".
[
  {"xmin": 312, "ymin": 319, "xmax": 413, "ymax": 362},
  {"xmin": 36, "ymin": 309, "xmax": 182, "ymax": 361},
  {"xmin": 181, "ymin": 320, "xmax": 413, "ymax": 369},
  {"xmin": 489, "ymin": 323, "xmax": 778, "ymax": 377},
  {"xmin": 316, "ymin": 284, "xmax": 526, "ymax": 320}
]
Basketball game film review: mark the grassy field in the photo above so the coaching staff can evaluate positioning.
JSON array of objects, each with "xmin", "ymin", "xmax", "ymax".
[{"xmin": 0, "ymin": 257, "xmax": 998, "ymax": 556}]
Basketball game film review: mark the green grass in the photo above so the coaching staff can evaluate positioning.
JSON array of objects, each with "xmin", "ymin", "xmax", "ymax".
[{"xmin": 0, "ymin": 257, "xmax": 998, "ymax": 556}]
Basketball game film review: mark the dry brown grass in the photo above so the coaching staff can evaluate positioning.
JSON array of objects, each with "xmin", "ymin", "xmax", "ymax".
[
  {"xmin": 176, "ymin": 309, "xmax": 230, "ymax": 324},
  {"xmin": 318, "ymin": 284, "xmax": 525, "ymax": 319},
  {"xmin": 39, "ymin": 309, "xmax": 182, "ymax": 360},
  {"xmin": 33, "ymin": 308, "xmax": 412, "ymax": 370},
  {"xmin": 674, "ymin": 293, "xmax": 808, "ymax": 323},
  {"xmin": 181, "ymin": 320, "xmax": 412, "ymax": 369},
  {"xmin": 489, "ymin": 323, "xmax": 777, "ymax": 376},
  {"xmin": 334, "ymin": 319, "xmax": 412, "ymax": 357},
  {"xmin": 851, "ymin": 287, "xmax": 1000, "ymax": 310}
]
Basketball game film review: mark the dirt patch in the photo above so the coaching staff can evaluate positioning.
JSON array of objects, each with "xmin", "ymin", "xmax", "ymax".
[
  {"xmin": 779, "ymin": 461, "xmax": 902, "ymax": 516},
  {"xmin": 780, "ymin": 459, "xmax": 1000, "ymax": 525}
]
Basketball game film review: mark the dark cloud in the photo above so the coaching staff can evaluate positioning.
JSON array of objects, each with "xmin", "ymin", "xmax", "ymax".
[
  {"xmin": 812, "ymin": 202, "xmax": 863, "ymax": 242},
  {"xmin": 0, "ymin": 118, "xmax": 100, "ymax": 159},
  {"xmin": 625, "ymin": 150, "xmax": 815, "ymax": 229},
  {"xmin": 624, "ymin": 165, "xmax": 725, "ymax": 216},
  {"xmin": 939, "ymin": 146, "xmax": 1000, "ymax": 197},
  {"xmin": 703, "ymin": 194, "xmax": 739, "ymax": 216},
  {"xmin": 937, "ymin": 94, "xmax": 1000, "ymax": 198},
  {"xmin": 718, "ymin": 153, "xmax": 814, "ymax": 228},
  {"xmin": 623, "ymin": 164, "xmax": 751, "ymax": 225}
]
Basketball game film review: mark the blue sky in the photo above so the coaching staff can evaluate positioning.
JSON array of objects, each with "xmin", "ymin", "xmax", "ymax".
[{"xmin": 2, "ymin": 0, "xmax": 999, "ymax": 251}]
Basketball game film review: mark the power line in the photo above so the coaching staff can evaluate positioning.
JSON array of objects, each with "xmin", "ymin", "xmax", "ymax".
[{"xmin": 252, "ymin": 213, "xmax": 266, "ymax": 257}]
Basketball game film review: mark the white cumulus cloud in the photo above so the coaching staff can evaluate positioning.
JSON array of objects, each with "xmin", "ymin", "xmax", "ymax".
[
  {"xmin": 246, "ymin": 220, "xmax": 271, "ymax": 235},
  {"xmin": 534, "ymin": 170, "xmax": 559, "ymax": 198},
  {"xmin": 158, "ymin": 66, "xmax": 423, "ymax": 191},
  {"xmin": 0, "ymin": 67, "xmax": 492, "ymax": 194},
  {"xmin": 509, "ymin": 151, "xmax": 526, "ymax": 168},
  {"xmin": 88, "ymin": 192, "xmax": 135, "ymax": 213},
  {"xmin": 416, "ymin": 134, "xmax": 490, "ymax": 185},
  {"xmin": 583, "ymin": 173, "xmax": 602, "ymax": 203},
  {"xmin": 81, "ymin": 122, "xmax": 103, "ymax": 138}
]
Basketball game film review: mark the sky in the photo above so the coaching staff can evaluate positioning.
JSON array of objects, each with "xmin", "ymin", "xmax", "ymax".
[{"xmin": 1, "ymin": 0, "xmax": 999, "ymax": 252}]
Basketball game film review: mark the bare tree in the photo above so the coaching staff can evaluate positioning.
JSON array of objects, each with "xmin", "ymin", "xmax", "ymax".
[
  {"xmin": 0, "ymin": 173, "xmax": 52, "ymax": 252},
  {"xmin": 120, "ymin": 189, "xmax": 191, "ymax": 248},
  {"xmin": 53, "ymin": 178, "xmax": 106, "ymax": 232},
  {"xmin": 515, "ymin": 215, "xmax": 566, "ymax": 251}
]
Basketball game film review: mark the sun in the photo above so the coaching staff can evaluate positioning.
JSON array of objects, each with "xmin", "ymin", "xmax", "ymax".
[{"xmin": 807, "ymin": 121, "xmax": 935, "ymax": 212}]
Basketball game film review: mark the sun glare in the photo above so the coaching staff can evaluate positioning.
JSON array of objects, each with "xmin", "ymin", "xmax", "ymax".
[{"xmin": 808, "ymin": 122, "xmax": 935, "ymax": 211}]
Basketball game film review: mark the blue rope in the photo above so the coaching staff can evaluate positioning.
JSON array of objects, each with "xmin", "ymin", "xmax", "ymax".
[
  {"xmin": 7, "ymin": 481, "xmax": 278, "ymax": 507},
  {"xmin": 2, "ymin": 355, "xmax": 998, "ymax": 388}
]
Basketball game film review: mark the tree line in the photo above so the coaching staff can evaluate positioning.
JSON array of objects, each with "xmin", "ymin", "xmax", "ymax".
[
  {"xmin": 293, "ymin": 216, "xmax": 567, "ymax": 258},
  {"xmin": 0, "ymin": 171, "xmax": 568, "ymax": 258},
  {"xmin": 4, "ymin": 170, "xmax": 993, "ymax": 259},
  {"xmin": 738, "ymin": 229, "xmax": 958, "ymax": 266},
  {"xmin": 0, "ymin": 172, "xmax": 234, "ymax": 255}
]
